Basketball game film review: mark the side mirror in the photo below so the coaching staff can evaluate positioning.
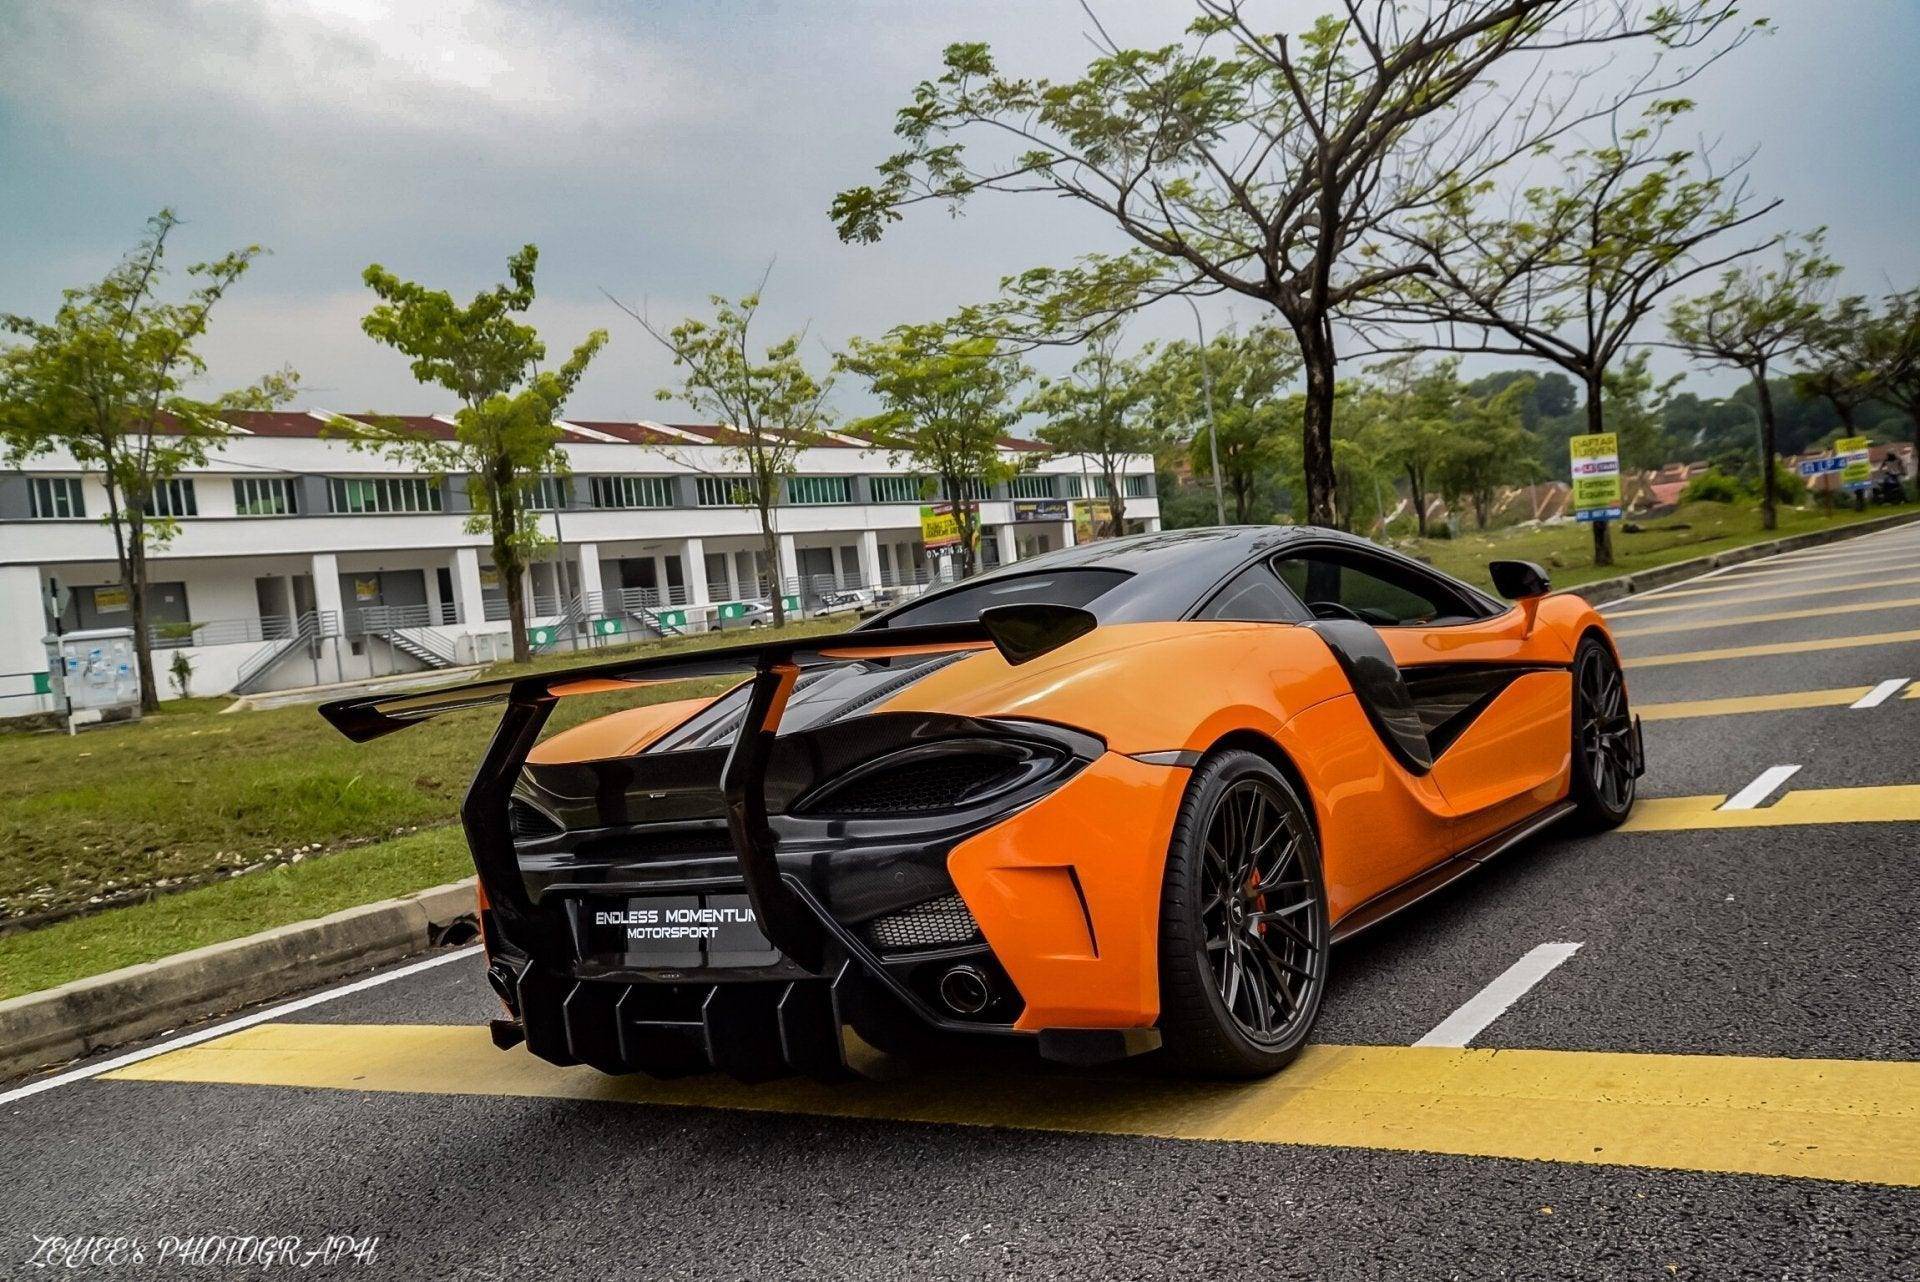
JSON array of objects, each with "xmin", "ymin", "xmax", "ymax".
[{"xmin": 1489, "ymin": 560, "xmax": 1552, "ymax": 601}]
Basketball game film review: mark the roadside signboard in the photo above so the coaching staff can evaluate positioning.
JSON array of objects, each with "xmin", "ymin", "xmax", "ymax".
[
  {"xmin": 1073, "ymin": 498, "xmax": 1118, "ymax": 542},
  {"xmin": 1836, "ymin": 436, "xmax": 1873, "ymax": 491},
  {"xmin": 1797, "ymin": 456, "xmax": 1845, "ymax": 476},
  {"xmin": 1569, "ymin": 432, "xmax": 1622, "ymax": 522},
  {"xmin": 1012, "ymin": 499, "xmax": 1070, "ymax": 523},
  {"xmin": 918, "ymin": 503, "xmax": 962, "ymax": 548}
]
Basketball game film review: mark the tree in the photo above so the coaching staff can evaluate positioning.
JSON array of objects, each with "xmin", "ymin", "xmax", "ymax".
[
  {"xmin": 1436, "ymin": 378, "xmax": 1541, "ymax": 529},
  {"xmin": 1861, "ymin": 289, "xmax": 1920, "ymax": 470},
  {"xmin": 1793, "ymin": 296, "xmax": 1880, "ymax": 434},
  {"xmin": 1355, "ymin": 356, "xmax": 1464, "ymax": 537},
  {"xmin": 839, "ymin": 320, "xmax": 1029, "ymax": 575},
  {"xmin": 832, "ymin": 2, "xmax": 1741, "ymax": 527},
  {"xmin": 1666, "ymin": 235, "xmax": 1839, "ymax": 529},
  {"xmin": 0, "ymin": 209, "xmax": 295, "ymax": 711},
  {"xmin": 613, "ymin": 283, "xmax": 833, "ymax": 626},
  {"xmin": 1376, "ymin": 98, "xmax": 1776, "ymax": 564},
  {"xmin": 338, "ymin": 245, "xmax": 607, "ymax": 664},
  {"xmin": 1024, "ymin": 328, "xmax": 1157, "ymax": 537},
  {"xmin": 1140, "ymin": 322, "xmax": 1298, "ymax": 524}
]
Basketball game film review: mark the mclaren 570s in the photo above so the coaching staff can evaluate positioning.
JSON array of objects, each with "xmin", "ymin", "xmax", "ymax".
[{"xmin": 320, "ymin": 526, "xmax": 1642, "ymax": 1080}]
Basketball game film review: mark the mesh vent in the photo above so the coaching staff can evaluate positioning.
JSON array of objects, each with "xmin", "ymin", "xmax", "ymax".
[
  {"xmin": 866, "ymin": 894, "xmax": 981, "ymax": 951},
  {"xmin": 508, "ymin": 799, "xmax": 563, "ymax": 839},
  {"xmin": 814, "ymin": 753, "xmax": 1018, "ymax": 814}
]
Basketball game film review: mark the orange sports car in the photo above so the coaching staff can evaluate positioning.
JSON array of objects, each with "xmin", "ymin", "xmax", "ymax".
[{"xmin": 321, "ymin": 527, "xmax": 1641, "ymax": 1080}]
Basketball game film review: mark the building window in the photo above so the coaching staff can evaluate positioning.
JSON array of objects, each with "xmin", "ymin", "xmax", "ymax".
[
  {"xmin": 140, "ymin": 478, "xmax": 199, "ymax": 518},
  {"xmin": 327, "ymin": 477, "xmax": 443, "ymax": 514},
  {"xmin": 590, "ymin": 475, "xmax": 676, "ymax": 509},
  {"xmin": 522, "ymin": 475, "xmax": 570, "ymax": 510},
  {"xmin": 1007, "ymin": 474, "xmax": 1053, "ymax": 499},
  {"xmin": 1124, "ymin": 474, "xmax": 1154, "ymax": 499},
  {"xmin": 233, "ymin": 476, "xmax": 299, "ymax": 516},
  {"xmin": 28, "ymin": 477, "xmax": 86, "ymax": 519},
  {"xmin": 1057, "ymin": 474, "xmax": 1084, "ymax": 500},
  {"xmin": 868, "ymin": 475, "xmax": 926, "ymax": 503},
  {"xmin": 786, "ymin": 475, "xmax": 853, "ymax": 505},
  {"xmin": 696, "ymin": 476, "xmax": 753, "ymax": 507}
]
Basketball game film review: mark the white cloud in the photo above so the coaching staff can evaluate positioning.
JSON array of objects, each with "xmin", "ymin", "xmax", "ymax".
[{"xmin": 2, "ymin": 0, "xmax": 694, "ymax": 151}]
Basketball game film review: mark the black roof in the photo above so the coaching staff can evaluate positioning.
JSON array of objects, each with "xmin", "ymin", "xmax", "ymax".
[{"xmin": 867, "ymin": 524, "xmax": 1430, "ymax": 628}]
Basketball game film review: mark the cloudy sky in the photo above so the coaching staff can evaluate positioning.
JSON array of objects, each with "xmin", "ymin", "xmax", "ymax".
[{"xmin": 2, "ymin": 1, "xmax": 1915, "ymax": 419}]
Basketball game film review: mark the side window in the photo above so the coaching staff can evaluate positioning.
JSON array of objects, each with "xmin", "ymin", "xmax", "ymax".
[
  {"xmin": 1274, "ymin": 551, "xmax": 1473, "ymax": 627},
  {"xmin": 1195, "ymin": 562, "xmax": 1311, "ymax": 623}
]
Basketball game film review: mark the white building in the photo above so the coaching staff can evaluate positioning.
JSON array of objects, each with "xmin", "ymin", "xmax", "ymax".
[{"xmin": 0, "ymin": 411, "xmax": 1160, "ymax": 712}]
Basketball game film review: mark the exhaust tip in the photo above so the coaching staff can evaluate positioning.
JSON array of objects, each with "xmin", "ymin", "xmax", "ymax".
[
  {"xmin": 485, "ymin": 960, "xmax": 521, "ymax": 1015},
  {"xmin": 936, "ymin": 964, "xmax": 993, "ymax": 1016}
]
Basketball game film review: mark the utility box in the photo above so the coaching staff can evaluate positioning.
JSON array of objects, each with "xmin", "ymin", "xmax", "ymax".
[{"xmin": 44, "ymin": 627, "xmax": 142, "ymax": 725}]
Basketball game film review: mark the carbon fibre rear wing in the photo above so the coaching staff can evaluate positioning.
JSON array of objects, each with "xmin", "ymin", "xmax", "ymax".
[{"xmin": 317, "ymin": 604, "xmax": 1095, "ymax": 970}]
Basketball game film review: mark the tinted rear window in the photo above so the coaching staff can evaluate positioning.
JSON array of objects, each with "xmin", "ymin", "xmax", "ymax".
[{"xmin": 879, "ymin": 569, "xmax": 1131, "ymax": 626}]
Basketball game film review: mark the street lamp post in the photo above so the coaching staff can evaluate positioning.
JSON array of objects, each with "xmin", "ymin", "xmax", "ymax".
[{"xmin": 1184, "ymin": 297, "xmax": 1227, "ymax": 526}]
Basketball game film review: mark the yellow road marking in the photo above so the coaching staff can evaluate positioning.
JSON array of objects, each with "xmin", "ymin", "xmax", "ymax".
[
  {"xmin": 103, "ymin": 1023, "xmax": 1920, "ymax": 1187},
  {"xmin": 1611, "ymin": 596, "xmax": 1920, "ymax": 639},
  {"xmin": 1637, "ymin": 687, "xmax": 1882, "ymax": 720},
  {"xmin": 1622, "ymin": 629, "xmax": 1920, "ymax": 668},
  {"xmin": 1607, "ymin": 574, "xmax": 1920, "ymax": 619},
  {"xmin": 1623, "ymin": 784, "xmax": 1920, "ymax": 830}
]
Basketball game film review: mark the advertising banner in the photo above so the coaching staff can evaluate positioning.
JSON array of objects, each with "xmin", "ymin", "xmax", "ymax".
[
  {"xmin": 1073, "ymin": 499, "xmax": 1118, "ymax": 543},
  {"xmin": 1836, "ymin": 436, "xmax": 1873, "ymax": 491},
  {"xmin": 1012, "ymin": 499, "xmax": 1070, "ymax": 524},
  {"xmin": 918, "ymin": 503, "xmax": 962, "ymax": 549},
  {"xmin": 1569, "ymin": 432, "xmax": 1622, "ymax": 522}
]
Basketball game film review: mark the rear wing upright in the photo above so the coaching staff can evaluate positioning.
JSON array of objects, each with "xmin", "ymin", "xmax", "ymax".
[{"xmin": 317, "ymin": 604, "xmax": 1095, "ymax": 969}]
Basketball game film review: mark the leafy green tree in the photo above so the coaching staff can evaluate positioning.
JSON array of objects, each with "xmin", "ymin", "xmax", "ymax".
[
  {"xmin": 0, "ymin": 209, "xmax": 296, "ymax": 710},
  {"xmin": 339, "ymin": 244, "xmax": 607, "ymax": 663},
  {"xmin": 1356, "ymin": 357, "xmax": 1467, "ymax": 537},
  {"xmin": 839, "ymin": 320, "xmax": 1029, "ymax": 576},
  {"xmin": 1024, "ymin": 329, "xmax": 1158, "ymax": 537},
  {"xmin": 1793, "ymin": 296, "xmax": 1880, "ymax": 436},
  {"xmin": 1667, "ymin": 235, "xmax": 1839, "ymax": 529},
  {"xmin": 1436, "ymin": 379, "xmax": 1542, "ymax": 530},
  {"xmin": 1381, "ymin": 99, "xmax": 1775, "ymax": 565},
  {"xmin": 616, "ymin": 283, "xmax": 833, "ymax": 626},
  {"xmin": 1140, "ymin": 322, "xmax": 1298, "ymax": 524},
  {"xmin": 1861, "ymin": 289, "xmax": 1920, "ymax": 468},
  {"xmin": 832, "ymin": 3, "xmax": 1741, "ymax": 527}
]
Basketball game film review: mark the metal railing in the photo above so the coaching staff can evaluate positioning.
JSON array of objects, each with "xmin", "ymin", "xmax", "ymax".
[
  {"xmin": 358, "ymin": 603, "xmax": 460, "ymax": 668},
  {"xmin": 148, "ymin": 614, "xmax": 295, "ymax": 650},
  {"xmin": 233, "ymin": 610, "xmax": 339, "ymax": 692}
]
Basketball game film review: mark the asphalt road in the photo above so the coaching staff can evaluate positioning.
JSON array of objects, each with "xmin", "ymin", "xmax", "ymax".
[{"xmin": 7, "ymin": 520, "xmax": 1920, "ymax": 1280}]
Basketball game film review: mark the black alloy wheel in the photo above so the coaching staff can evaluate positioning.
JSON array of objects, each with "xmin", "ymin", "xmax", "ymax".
[
  {"xmin": 1158, "ymin": 750, "xmax": 1329, "ymax": 1077},
  {"xmin": 1571, "ymin": 637, "xmax": 1637, "ymax": 828}
]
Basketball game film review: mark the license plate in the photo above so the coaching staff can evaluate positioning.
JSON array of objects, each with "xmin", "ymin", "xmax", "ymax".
[{"xmin": 573, "ymin": 893, "xmax": 780, "ymax": 968}]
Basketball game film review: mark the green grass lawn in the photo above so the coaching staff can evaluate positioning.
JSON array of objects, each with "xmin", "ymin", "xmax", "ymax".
[
  {"xmin": 0, "ymin": 826, "xmax": 472, "ymax": 999},
  {"xmin": 0, "ymin": 617, "xmax": 850, "ymax": 925},
  {"xmin": 1399, "ymin": 500, "xmax": 1894, "ymax": 594}
]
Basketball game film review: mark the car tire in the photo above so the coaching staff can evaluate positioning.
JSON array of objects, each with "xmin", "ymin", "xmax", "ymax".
[
  {"xmin": 1569, "ymin": 635, "xmax": 1637, "ymax": 830},
  {"xmin": 1156, "ymin": 749, "xmax": 1330, "ymax": 1078}
]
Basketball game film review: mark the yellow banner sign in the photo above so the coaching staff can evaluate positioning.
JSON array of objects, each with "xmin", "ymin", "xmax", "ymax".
[
  {"xmin": 1569, "ymin": 432, "xmax": 1622, "ymax": 521},
  {"xmin": 919, "ymin": 503, "xmax": 961, "ymax": 548},
  {"xmin": 1836, "ymin": 436, "xmax": 1873, "ymax": 488}
]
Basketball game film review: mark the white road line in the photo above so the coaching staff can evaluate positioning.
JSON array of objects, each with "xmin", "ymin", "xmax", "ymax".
[
  {"xmin": 0, "ymin": 945, "xmax": 482, "ymax": 1108},
  {"xmin": 1718, "ymin": 764, "xmax": 1803, "ymax": 811},
  {"xmin": 1851, "ymin": 678, "xmax": 1911, "ymax": 709},
  {"xmin": 1413, "ymin": 942, "xmax": 1583, "ymax": 1049}
]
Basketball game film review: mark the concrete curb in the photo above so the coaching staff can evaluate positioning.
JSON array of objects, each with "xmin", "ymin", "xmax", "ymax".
[
  {"xmin": 1565, "ymin": 510, "xmax": 1920, "ymax": 608},
  {"xmin": 0, "ymin": 879, "xmax": 477, "ymax": 1081}
]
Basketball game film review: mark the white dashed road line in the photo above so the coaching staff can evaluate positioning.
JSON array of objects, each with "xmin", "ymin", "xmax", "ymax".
[
  {"xmin": 1718, "ymin": 765, "xmax": 1803, "ymax": 811},
  {"xmin": 1414, "ymin": 942, "xmax": 1583, "ymax": 1048},
  {"xmin": 1851, "ymin": 678, "xmax": 1912, "ymax": 709}
]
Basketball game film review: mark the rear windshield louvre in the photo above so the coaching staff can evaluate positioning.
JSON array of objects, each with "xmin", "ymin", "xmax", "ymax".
[{"xmin": 879, "ymin": 569, "xmax": 1131, "ymax": 627}]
